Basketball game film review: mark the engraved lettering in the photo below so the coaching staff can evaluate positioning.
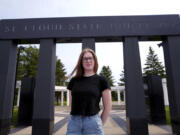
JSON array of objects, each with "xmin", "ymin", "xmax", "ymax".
[
  {"xmin": 110, "ymin": 23, "xmax": 113, "ymax": 29},
  {"xmin": 47, "ymin": 24, "xmax": 50, "ymax": 30},
  {"xmin": 76, "ymin": 24, "xmax": 80, "ymax": 31},
  {"xmin": 145, "ymin": 23, "xmax": 149, "ymax": 28},
  {"xmin": 3, "ymin": 20, "xmax": 175, "ymax": 36},
  {"xmin": 171, "ymin": 22, "xmax": 176, "ymax": 28},
  {"xmin": 38, "ymin": 25, "xmax": 40, "ymax": 31},
  {"xmin": 42, "ymin": 25, "xmax": 45, "ymax": 31},
  {"xmin": 118, "ymin": 24, "xmax": 122, "ymax": 29},
  {"xmin": 82, "ymin": 24, "xmax": 88, "ymax": 30},
  {"xmin": 132, "ymin": 23, "xmax": 139, "ymax": 29},
  {"xmin": 32, "ymin": 25, "xmax": 35, "ymax": 31},
  {"xmin": 59, "ymin": 24, "xmax": 62, "ymax": 31},
  {"xmin": 90, "ymin": 23, "xmax": 94, "ymax": 30},
  {"xmin": 50, "ymin": 24, "xmax": 54, "ymax": 30},
  {"xmin": 4, "ymin": 26, "xmax": 10, "ymax": 32},
  {"xmin": 24, "ymin": 25, "xmax": 28, "ymax": 31},
  {"xmin": 127, "ymin": 23, "xmax": 130, "ymax": 29},
  {"xmin": 38, "ymin": 25, "xmax": 42, "ymax": 31},
  {"xmin": 160, "ymin": 23, "xmax": 167, "ymax": 28},
  {"xmin": 137, "ymin": 23, "xmax": 142, "ymax": 29},
  {"xmin": 110, "ymin": 23, "xmax": 115, "ymax": 29},
  {"xmin": 68, "ymin": 24, "xmax": 74, "ymax": 31},
  {"xmin": 54, "ymin": 24, "xmax": 58, "ymax": 30},
  {"xmin": 43, "ymin": 24, "xmax": 50, "ymax": 31},
  {"xmin": 96, "ymin": 24, "xmax": 100, "ymax": 30},
  {"xmin": 4, "ymin": 26, "xmax": 15, "ymax": 32},
  {"xmin": 12, "ymin": 26, "xmax": 15, "ymax": 32}
]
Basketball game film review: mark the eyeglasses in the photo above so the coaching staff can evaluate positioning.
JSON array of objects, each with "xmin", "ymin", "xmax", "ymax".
[{"xmin": 82, "ymin": 57, "xmax": 94, "ymax": 62}]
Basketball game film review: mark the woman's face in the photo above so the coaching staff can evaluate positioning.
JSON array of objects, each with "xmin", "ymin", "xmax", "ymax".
[{"xmin": 82, "ymin": 52, "xmax": 95, "ymax": 72}]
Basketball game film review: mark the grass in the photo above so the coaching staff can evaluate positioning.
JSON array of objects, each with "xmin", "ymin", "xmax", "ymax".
[
  {"xmin": 11, "ymin": 107, "xmax": 18, "ymax": 129},
  {"xmin": 54, "ymin": 101, "xmax": 67, "ymax": 106},
  {"xmin": 165, "ymin": 106, "xmax": 171, "ymax": 125}
]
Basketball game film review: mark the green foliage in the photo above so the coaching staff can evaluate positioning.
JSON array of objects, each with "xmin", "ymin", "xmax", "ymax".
[
  {"xmin": 16, "ymin": 45, "xmax": 67, "ymax": 86},
  {"xmin": 143, "ymin": 47, "xmax": 166, "ymax": 78},
  {"xmin": 165, "ymin": 106, "xmax": 171, "ymax": 125},
  {"xmin": 117, "ymin": 70, "xmax": 125, "ymax": 102},
  {"xmin": 17, "ymin": 45, "xmax": 39, "ymax": 80},
  {"xmin": 118, "ymin": 70, "xmax": 125, "ymax": 86},
  {"xmin": 13, "ymin": 88, "xmax": 19, "ymax": 106},
  {"xmin": 99, "ymin": 66, "xmax": 117, "ymax": 101},
  {"xmin": 56, "ymin": 57, "xmax": 67, "ymax": 86},
  {"xmin": 11, "ymin": 107, "xmax": 18, "ymax": 129},
  {"xmin": 120, "ymin": 91, "xmax": 124, "ymax": 101},
  {"xmin": 54, "ymin": 100, "xmax": 67, "ymax": 106},
  {"xmin": 99, "ymin": 66, "xmax": 115, "ymax": 86},
  {"xmin": 54, "ymin": 92, "xmax": 67, "ymax": 106}
]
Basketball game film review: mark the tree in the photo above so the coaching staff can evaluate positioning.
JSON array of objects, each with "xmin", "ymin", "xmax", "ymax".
[
  {"xmin": 17, "ymin": 45, "xmax": 39, "ymax": 80},
  {"xmin": 99, "ymin": 66, "xmax": 115, "ymax": 86},
  {"xmin": 99, "ymin": 66, "xmax": 117, "ymax": 101},
  {"xmin": 118, "ymin": 70, "xmax": 125, "ymax": 101},
  {"xmin": 143, "ymin": 46, "xmax": 166, "ymax": 78},
  {"xmin": 118, "ymin": 70, "xmax": 125, "ymax": 86},
  {"xmin": 17, "ymin": 46, "xmax": 67, "ymax": 86},
  {"xmin": 55, "ymin": 57, "xmax": 67, "ymax": 86}
]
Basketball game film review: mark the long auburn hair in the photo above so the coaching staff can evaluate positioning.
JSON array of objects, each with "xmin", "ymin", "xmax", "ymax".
[{"xmin": 69, "ymin": 48, "xmax": 98, "ymax": 78}]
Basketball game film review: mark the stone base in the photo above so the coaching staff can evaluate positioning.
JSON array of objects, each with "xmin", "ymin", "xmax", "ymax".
[
  {"xmin": 32, "ymin": 119, "xmax": 54, "ymax": 135},
  {"xmin": 126, "ymin": 117, "xmax": 149, "ymax": 135},
  {"xmin": 171, "ymin": 117, "xmax": 180, "ymax": 134},
  {"xmin": 0, "ymin": 119, "xmax": 11, "ymax": 135}
]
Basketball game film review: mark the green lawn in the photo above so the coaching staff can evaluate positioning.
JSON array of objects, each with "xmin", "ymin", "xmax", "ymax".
[
  {"xmin": 11, "ymin": 107, "xmax": 18, "ymax": 129},
  {"xmin": 165, "ymin": 106, "xmax": 171, "ymax": 125},
  {"xmin": 54, "ymin": 101, "xmax": 67, "ymax": 106}
]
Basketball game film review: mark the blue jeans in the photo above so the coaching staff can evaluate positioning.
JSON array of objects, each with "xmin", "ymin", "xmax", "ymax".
[{"xmin": 66, "ymin": 114, "xmax": 105, "ymax": 135}]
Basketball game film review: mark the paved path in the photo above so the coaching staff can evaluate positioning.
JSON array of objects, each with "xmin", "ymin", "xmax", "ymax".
[{"xmin": 9, "ymin": 109, "xmax": 173, "ymax": 135}]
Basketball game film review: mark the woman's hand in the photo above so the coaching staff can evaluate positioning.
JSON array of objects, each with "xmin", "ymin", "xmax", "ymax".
[{"xmin": 101, "ymin": 89, "xmax": 112, "ymax": 125}]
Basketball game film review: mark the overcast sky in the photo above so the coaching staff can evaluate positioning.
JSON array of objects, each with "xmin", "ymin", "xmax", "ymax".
[{"xmin": 1, "ymin": 0, "xmax": 179, "ymax": 85}]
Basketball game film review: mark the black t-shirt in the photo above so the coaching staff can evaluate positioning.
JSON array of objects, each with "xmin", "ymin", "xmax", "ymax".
[{"xmin": 67, "ymin": 74, "xmax": 111, "ymax": 116}]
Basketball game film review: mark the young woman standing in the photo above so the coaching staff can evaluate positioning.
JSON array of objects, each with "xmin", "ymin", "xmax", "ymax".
[{"xmin": 66, "ymin": 48, "xmax": 112, "ymax": 135}]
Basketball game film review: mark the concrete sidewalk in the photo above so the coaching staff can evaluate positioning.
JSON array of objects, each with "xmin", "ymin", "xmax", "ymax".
[{"xmin": 9, "ymin": 108, "xmax": 173, "ymax": 135}]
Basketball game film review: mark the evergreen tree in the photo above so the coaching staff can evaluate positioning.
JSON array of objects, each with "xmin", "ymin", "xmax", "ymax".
[
  {"xmin": 99, "ymin": 66, "xmax": 115, "ymax": 86},
  {"xmin": 118, "ymin": 70, "xmax": 125, "ymax": 86},
  {"xmin": 143, "ymin": 46, "xmax": 166, "ymax": 78},
  {"xmin": 17, "ymin": 46, "xmax": 67, "ymax": 86},
  {"xmin": 118, "ymin": 70, "xmax": 125, "ymax": 101},
  {"xmin": 99, "ymin": 66, "xmax": 117, "ymax": 101},
  {"xmin": 56, "ymin": 57, "xmax": 67, "ymax": 86}
]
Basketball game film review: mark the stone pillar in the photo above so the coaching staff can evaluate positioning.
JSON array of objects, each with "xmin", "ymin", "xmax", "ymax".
[
  {"xmin": 32, "ymin": 39, "xmax": 56, "ymax": 135},
  {"xmin": 123, "ymin": 90, "xmax": 126, "ymax": 103},
  {"xmin": 67, "ymin": 90, "xmax": 69, "ymax": 106},
  {"xmin": 117, "ymin": 90, "xmax": 121, "ymax": 105},
  {"xmin": 18, "ymin": 77, "xmax": 35, "ymax": 126},
  {"xmin": 162, "ymin": 36, "xmax": 180, "ymax": 134},
  {"xmin": 123, "ymin": 37, "xmax": 149, "ymax": 135},
  {"xmin": 0, "ymin": 40, "xmax": 17, "ymax": 135},
  {"xmin": 162, "ymin": 78, "xmax": 169, "ymax": 106},
  {"xmin": 17, "ymin": 87, "xmax": 21, "ymax": 107},
  {"xmin": 144, "ymin": 75, "xmax": 166, "ymax": 124},
  {"xmin": 82, "ymin": 38, "xmax": 95, "ymax": 52}
]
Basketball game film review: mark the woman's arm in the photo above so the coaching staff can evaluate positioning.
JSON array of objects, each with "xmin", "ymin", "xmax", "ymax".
[{"xmin": 100, "ymin": 89, "xmax": 112, "ymax": 125}]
